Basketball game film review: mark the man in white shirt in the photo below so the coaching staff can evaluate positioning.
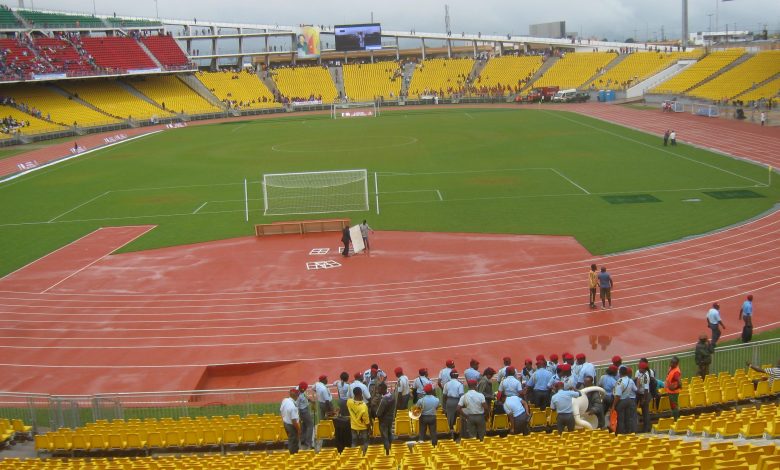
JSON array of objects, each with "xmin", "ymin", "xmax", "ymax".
[
  {"xmin": 706, "ymin": 302, "xmax": 726, "ymax": 346},
  {"xmin": 457, "ymin": 379, "xmax": 488, "ymax": 440},
  {"xmin": 314, "ymin": 375, "xmax": 332, "ymax": 419},
  {"xmin": 575, "ymin": 353, "xmax": 596, "ymax": 389},
  {"xmin": 394, "ymin": 367, "xmax": 411, "ymax": 410},
  {"xmin": 439, "ymin": 359, "xmax": 455, "ymax": 389},
  {"xmin": 497, "ymin": 356, "xmax": 513, "ymax": 382},
  {"xmin": 442, "ymin": 369, "xmax": 464, "ymax": 435},
  {"xmin": 349, "ymin": 372, "xmax": 371, "ymax": 402},
  {"xmin": 498, "ymin": 367, "xmax": 522, "ymax": 397},
  {"xmin": 503, "ymin": 393, "xmax": 530, "ymax": 436},
  {"xmin": 280, "ymin": 388, "xmax": 301, "ymax": 454}
]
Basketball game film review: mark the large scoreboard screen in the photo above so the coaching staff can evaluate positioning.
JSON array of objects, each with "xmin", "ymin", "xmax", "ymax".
[{"xmin": 334, "ymin": 23, "xmax": 382, "ymax": 51}]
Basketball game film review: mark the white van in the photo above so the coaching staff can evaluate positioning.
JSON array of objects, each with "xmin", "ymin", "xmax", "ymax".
[{"xmin": 552, "ymin": 89, "xmax": 577, "ymax": 102}]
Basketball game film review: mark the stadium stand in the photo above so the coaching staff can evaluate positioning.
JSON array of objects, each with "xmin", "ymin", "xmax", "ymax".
[
  {"xmin": 107, "ymin": 17, "xmax": 163, "ymax": 28},
  {"xmin": 407, "ymin": 57, "xmax": 475, "ymax": 98},
  {"xmin": 2, "ymin": 84, "xmax": 120, "ymax": 127},
  {"xmin": 585, "ymin": 50, "xmax": 703, "ymax": 90},
  {"xmin": 0, "ymin": 104, "xmax": 66, "ymax": 135},
  {"xmin": 33, "ymin": 37, "xmax": 96, "ymax": 76},
  {"xmin": 59, "ymin": 80, "xmax": 173, "ymax": 121},
  {"xmin": 16, "ymin": 10, "xmax": 105, "ymax": 29},
  {"xmin": 649, "ymin": 48, "xmax": 745, "ymax": 94},
  {"xmin": 140, "ymin": 35, "xmax": 191, "ymax": 68},
  {"xmin": 125, "ymin": 75, "xmax": 222, "ymax": 115},
  {"xmin": 80, "ymin": 37, "xmax": 158, "ymax": 72},
  {"xmin": 736, "ymin": 76, "xmax": 780, "ymax": 103},
  {"xmin": 475, "ymin": 55, "xmax": 544, "ymax": 96},
  {"xmin": 0, "ymin": 38, "xmax": 55, "ymax": 80},
  {"xmin": 0, "ymin": 7, "xmax": 22, "ymax": 28},
  {"xmin": 686, "ymin": 50, "xmax": 780, "ymax": 101},
  {"xmin": 196, "ymin": 70, "xmax": 280, "ymax": 110},
  {"xmin": 531, "ymin": 52, "xmax": 617, "ymax": 90},
  {"xmin": 271, "ymin": 65, "xmax": 339, "ymax": 103},
  {"xmin": 342, "ymin": 61, "xmax": 403, "ymax": 102}
]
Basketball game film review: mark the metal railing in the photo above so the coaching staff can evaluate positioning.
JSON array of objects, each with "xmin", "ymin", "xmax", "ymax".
[{"xmin": 2, "ymin": 337, "xmax": 778, "ymax": 433}]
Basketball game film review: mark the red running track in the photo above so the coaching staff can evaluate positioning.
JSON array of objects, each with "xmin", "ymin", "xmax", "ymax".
[{"xmin": 0, "ymin": 103, "xmax": 778, "ymax": 395}]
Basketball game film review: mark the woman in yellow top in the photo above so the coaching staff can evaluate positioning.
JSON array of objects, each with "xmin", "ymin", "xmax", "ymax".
[
  {"xmin": 347, "ymin": 387, "xmax": 371, "ymax": 452},
  {"xmin": 588, "ymin": 264, "xmax": 598, "ymax": 309}
]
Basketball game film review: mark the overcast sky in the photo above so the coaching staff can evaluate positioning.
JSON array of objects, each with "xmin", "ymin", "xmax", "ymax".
[{"xmin": 9, "ymin": 0, "xmax": 780, "ymax": 41}]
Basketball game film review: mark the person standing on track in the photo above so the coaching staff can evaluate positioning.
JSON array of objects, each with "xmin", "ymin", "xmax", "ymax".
[
  {"xmin": 663, "ymin": 130, "xmax": 670, "ymax": 146},
  {"xmin": 588, "ymin": 264, "xmax": 599, "ymax": 308},
  {"xmin": 739, "ymin": 295, "xmax": 754, "ymax": 342},
  {"xmin": 341, "ymin": 225, "xmax": 351, "ymax": 257},
  {"xmin": 359, "ymin": 220, "xmax": 374, "ymax": 251},
  {"xmin": 706, "ymin": 302, "xmax": 726, "ymax": 347},
  {"xmin": 670, "ymin": 130, "xmax": 677, "ymax": 145},
  {"xmin": 598, "ymin": 266, "xmax": 613, "ymax": 309}
]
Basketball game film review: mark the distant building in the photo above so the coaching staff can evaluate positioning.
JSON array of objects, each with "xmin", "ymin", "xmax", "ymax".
[
  {"xmin": 689, "ymin": 30, "xmax": 752, "ymax": 46},
  {"xmin": 530, "ymin": 21, "xmax": 566, "ymax": 39}
]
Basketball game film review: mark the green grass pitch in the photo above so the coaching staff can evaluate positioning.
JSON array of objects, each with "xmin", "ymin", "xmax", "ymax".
[{"xmin": 0, "ymin": 107, "xmax": 777, "ymax": 277}]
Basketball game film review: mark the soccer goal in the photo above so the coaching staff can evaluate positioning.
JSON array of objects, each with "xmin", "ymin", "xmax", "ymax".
[
  {"xmin": 671, "ymin": 101, "xmax": 684, "ymax": 112},
  {"xmin": 331, "ymin": 101, "xmax": 379, "ymax": 119},
  {"xmin": 262, "ymin": 169, "xmax": 369, "ymax": 216},
  {"xmin": 692, "ymin": 104, "xmax": 719, "ymax": 118}
]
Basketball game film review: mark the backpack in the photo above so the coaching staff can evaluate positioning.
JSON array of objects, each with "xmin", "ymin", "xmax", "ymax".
[{"xmin": 648, "ymin": 369, "xmax": 659, "ymax": 398}]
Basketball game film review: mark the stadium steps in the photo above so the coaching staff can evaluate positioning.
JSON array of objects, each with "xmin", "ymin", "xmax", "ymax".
[
  {"xmin": 115, "ymin": 80, "xmax": 171, "ymax": 114},
  {"xmin": 135, "ymin": 39, "xmax": 164, "ymax": 69},
  {"xmin": 9, "ymin": 9, "xmax": 30, "ymax": 28},
  {"xmin": 628, "ymin": 58, "xmax": 697, "ymax": 99},
  {"xmin": 176, "ymin": 73, "xmax": 227, "ymax": 110},
  {"xmin": 469, "ymin": 58, "xmax": 488, "ymax": 81},
  {"xmin": 328, "ymin": 65, "xmax": 345, "ymax": 99},
  {"xmin": 45, "ymin": 84, "xmax": 123, "ymax": 121},
  {"xmin": 583, "ymin": 52, "xmax": 629, "ymax": 89},
  {"xmin": 740, "ymin": 71, "xmax": 780, "ymax": 97},
  {"xmin": 520, "ymin": 56, "xmax": 558, "ymax": 92},
  {"xmin": 400, "ymin": 62, "xmax": 415, "ymax": 98},
  {"xmin": 681, "ymin": 50, "xmax": 750, "ymax": 93},
  {"xmin": 261, "ymin": 74, "xmax": 281, "ymax": 99}
]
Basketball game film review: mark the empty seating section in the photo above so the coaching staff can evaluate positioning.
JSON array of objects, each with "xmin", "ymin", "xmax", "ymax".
[
  {"xmin": 80, "ymin": 37, "xmax": 157, "ymax": 72},
  {"xmin": 532, "ymin": 52, "xmax": 617, "ymax": 89},
  {"xmin": 476, "ymin": 55, "xmax": 543, "ymax": 95},
  {"xmin": 196, "ymin": 70, "xmax": 279, "ymax": 109},
  {"xmin": 0, "ymin": 38, "xmax": 53, "ymax": 80},
  {"xmin": 737, "ymin": 76, "xmax": 780, "ymax": 102},
  {"xmin": 0, "ymin": 8, "xmax": 21, "ymax": 28},
  {"xmin": 60, "ymin": 80, "xmax": 172, "ymax": 120},
  {"xmin": 407, "ymin": 57, "xmax": 475, "ymax": 98},
  {"xmin": 3, "ymin": 85, "xmax": 118, "ymax": 127},
  {"xmin": 342, "ymin": 61, "xmax": 403, "ymax": 102},
  {"xmin": 271, "ymin": 66, "xmax": 338, "ymax": 103},
  {"xmin": 17, "ymin": 10, "xmax": 104, "ymax": 28},
  {"xmin": 141, "ymin": 35, "xmax": 190, "ymax": 67},
  {"xmin": 586, "ymin": 50, "xmax": 703, "ymax": 90},
  {"xmin": 126, "ymin": 75, "xmax": 221, "ymax": 114},
  {"xmin": 650, "ymin": 48, "xmax": 745, "ymax": 94},
  {"xmin": 16, "ymin": 427, "xmax": 780, "ymax": 469},
  {"xmin": 107, "ymin": 18, "xmax": 163, "ymax": 28},
  {"xmin": 0, "ymin": 105, "xmax": 65, "ymax": 135},
  {"xmin": 686, "ymin": 50, "xmax": 780, "ymax": 101},
  {"xmin": 33, "ymin": 37, "xmax": 95, "ymax": 75}
]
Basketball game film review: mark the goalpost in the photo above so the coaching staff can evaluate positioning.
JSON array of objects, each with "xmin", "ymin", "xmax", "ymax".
[
  {"xmin": 262, "ymin": 169, "xmax": 369, "ymax": 216},
  {"xmin": 331, "ymin": 101, "xmax": 379, "ymax": 119},
  {"xmin": 692, "ymin": 104, "xmax": 720, "ymax": 118}
]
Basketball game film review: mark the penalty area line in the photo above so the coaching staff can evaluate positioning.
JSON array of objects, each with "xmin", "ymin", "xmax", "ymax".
[
  {"xmin": 48, "ymin": 191, "xmax": 110, "ymax": 223},
  {"xmin": 436, "ymin": 190, "xmax": 443, "ymax": 201},
  {"xmin": 550, "ymin": 168, "xmax": 590, "ymax": 195},
  {"xmin": 192, "ymin": 202, "xmax": 208, "ymax": 214}
]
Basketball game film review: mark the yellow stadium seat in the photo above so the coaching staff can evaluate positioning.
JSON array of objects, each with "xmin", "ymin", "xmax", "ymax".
[
  {"xmin": 756, "ymin": 380, "xmax": 771, "ymax": 398},
  {"xmin": 183, "ymin": 429, "xmax": 203, "ymax": 448},
  {"xmin": 106, "ymin": 433, "xmax": 126, "ymax": 450},
  {"xmin": 739, "ymin": 382, "xmax": 756, "ymax": 401},
  {"xmin": 533, "ymin": 52, "xmax": 617, "ymax": 89},
  {"xmin": 50, "ymin": 433, "xmax": 72, "ymax": 454},
  {"xmin": 197, "ymin": 70, "xmax": 279, "ymax": 110},
  {"xmin": 34, "ymin": 434, "xmax": 52, "ymax": 454},
  {"xmin": 240, "ymin": 426, "xmax": 261, "ymax": 446},
  {"xmin": 407, "ymin": 58, "xmax": 475, "ymax": 99},
  {"xmin": 125, "ymin": 432, "xmax": 147, "ymax": 452},
  {"xmin": 651, "ymin": 49, "xmax": 745, "ymax": 94},
  {"xmin": 271, "ymin": 65, "xmax": 339, "ymax": 104},
  {"xmin": 343, "ymin": 62, "xmax": 403, "ymax": 101},
  {"xmin": 126, "ymin": 75, "xmax": 221, "ymax": 115},
  {"xmin": 316, "ymin": 420, "xmax": 335, "ymax": 440},
  {"xmin": 491, "ymin": 414, "xmax": 510, "ymax": 432}
]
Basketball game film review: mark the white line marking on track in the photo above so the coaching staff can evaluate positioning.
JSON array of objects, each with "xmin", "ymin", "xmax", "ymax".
[
  {"xmin": 192, "ymin": 202, "xmax": 207, "ymax": 214},
  {"xmin": 48, "ymin": 191, "xmax": 110, "ymax": 223},
  {"xmin": 550, "ymin": 168, "xmax": 590, "ymax": 195},
  {"xmin": 0, "ymin": 228, "xmax": 103, "ymax": 281}
]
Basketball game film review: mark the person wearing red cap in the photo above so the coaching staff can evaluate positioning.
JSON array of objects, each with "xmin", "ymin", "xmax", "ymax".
[
  {"xmin": 280, "ymin": 388, "xmax": 301, "ymax": 454},
  {"xmin": 347, "ymin": 387, "xmax": 371, "ymax": 452},
  {"xmin": 588, "ymin": 263, "xmax": 599, "ymax": 309},
  {"xmin": 497, "ymin": 357, "xmax": 513, "ymax": 382},
  {"xmin": 412, "ymin": 368, "xmax": 432, "ymax": 403},
  {"xmin": 458, "ymin": 379, "xmax": 488, "ymax": 440},
  {"xmin": 334, "ymin": 372, "xmax": 350, "ymax": 417},
  {"xmin": 363, "ymin": 363, "xmax": 387, "ymax": 390},
  {"xmin": 550, "ymin": 381, "xmax": 581, "ymax": 434},
  {"xmin": 526, "ymin": 357, "xmax": 553, "ymax": 409},
  {"xmin": 664, "ymin": 356, "xmax": 682, "ymax": 420},
  {"xmin": 575, "ymin": 353, "xmax": 596, "ymax": 389},
  {"xmin": 394, "ymin": 367, "xmax": 411, "ymax": 410},
  {"xmin": 417, "ymin": 383, "xmax": 440, "ymax": 445},
  {"xmin": 611, "ymin": 356, "xmax": 622, "ymax": 369},
  {"xmin": 464, "ymin": 359, "xmax": 481, "ymax": 382},
  {"xmin": 520, "ymin": 359, "xmax": 534, "ymax": 384},
  {"xmin": 349, "ymin": 372, "xmax": 370, "ymax": 403},
  {"xmin": 443, "ymin": 369, "xmax": 464, "ymax": 435},
  {"xmin": 477, "ymin": 367, "xmax": 496, "ymax": 418},
  {"xmin": 612, "ymin": 366, "xmax": 637, "ymax": 434},
  {"xmin": 374, "ymin": 382, "xmax": 396, "ymax": 454},
  {"xmin": 498, "ymin": 367, "xmax": 522, "ymax": 397},
  {"xmin": 557, "ymin": 363, "xmax": 576, "ymax": 391},
  {"xmin": 635, "ymin": 359, "xmax": 655, "ymax": 433},
  {"xmin": 706, "ymin": 303, "xmax": 726, "ymax": 347},
  {"xmin": 314, "ymin": 375, "xmax": 333, "ymax": 420},
  {"xmin": 598, "ymin": 365, "xmax": 619, "ymax": 419},
  {"xmin": 562, "ymin": 353, "xmax": 575, "ymax": 366},
  {"xmin": 296, "ymin": 381, "xmax": 314, "ymax": 449},
  {"xmin": 546, "ymin": 354, "xmax": 559, "ymax": 374},
  {"xmin": 439, "ymin": 359, "xmax": 455, "ymax": 390}
]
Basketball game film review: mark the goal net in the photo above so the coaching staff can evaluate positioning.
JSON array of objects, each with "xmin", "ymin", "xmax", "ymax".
[
  {"xmin": 692, "ymin": 104, "xmax": 719, "ymax": 118},
  {"xmin": 331, "ymin": 101, "xmax": 379, "ymax": 119},
  {"xmin": 262, "ymin": 169, "xmax": 369, "ymax": 216},
  {"xmin": 671, "ymin": 101, "xmax": 684, "ymax": 112}
]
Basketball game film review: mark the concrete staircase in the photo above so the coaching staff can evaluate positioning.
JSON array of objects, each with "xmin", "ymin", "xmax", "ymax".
[
  {"xmin": 399, "ymin": 62, "xmax": 416, "ymax": 98},
  {"xmin": 135, "ymin": 39, "xmax": 164, "ymax": 69},
  {"xmin": 10, "ymin": 10, "xmax": 31, "ymax": 29},
  {"xmin": 47, "ymin": 84, "xmax": 123, "ymax": 121},
  {"xmin": 627, "ymin": 59, "xmax": 697, "ymax": 99},
  {"xmin": 522, "ymin": 56, "xmax": 559, "ymax": 91},
  {"xmin": 329, "ymin": 66, "xmax": 345, "ymax": 99},
  {"xmin": 583, "ymin": 53, "xmax": 629, "ymax": 89},
  {"xmin": 682, "ymin": 51, "xmax": 752, "ymax": 93},
  {"xmin": 469, "ymin": 58, "xmax": 488, "ymax": 81},
  {"xmin": 177, "ymin": 74, "xmax": 227, "ymax": 111}
]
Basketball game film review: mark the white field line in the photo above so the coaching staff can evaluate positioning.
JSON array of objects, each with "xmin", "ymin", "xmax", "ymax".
[
  {"xmin": 549, "ymin": 168, "xmax": 590, "ymax": 195},
  {"xmin": 547, "ymin": 110, "xmax": 766, "ymax": 186},
  {"xmin": 465, "ymin": 112, "xmax": 475, "ymax": 120},
  {"xmin": 192, "ymin": 202, "xmax": 208, "ymax": 214},
  {"xmin": 436, "ymin": 189, "xmax": 443, "ymax": 201},
  {"xmin": 0, "ymin": 228, "xmax": 102, "ymax": 281},
  {"xmin": 40, "ymin": 226, "xmax": 156, "ymax": 294},
  {"xmin": 48, "ymin": 191, "xmax": 110, "ymax": 223}
]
